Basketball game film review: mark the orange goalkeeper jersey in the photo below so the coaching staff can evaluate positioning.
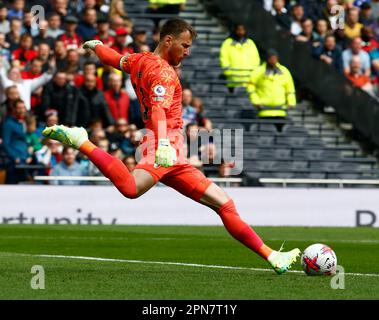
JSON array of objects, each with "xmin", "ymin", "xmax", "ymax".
[{"xmin": 121, "ymin": 52, "xmax": 186, "ymax": 162}]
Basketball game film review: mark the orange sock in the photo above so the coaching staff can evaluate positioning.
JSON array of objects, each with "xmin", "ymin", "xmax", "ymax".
[
  {"xmin": 217, "ymin": 199, "xmax": 273, "ymax": 260},
  {"xmin": 257, "ymin": 244, "xmax": 273, "ymax": 260},
  {"xmin": 79, "ymin": 140, "xmax": 137, "ymax": 199}
]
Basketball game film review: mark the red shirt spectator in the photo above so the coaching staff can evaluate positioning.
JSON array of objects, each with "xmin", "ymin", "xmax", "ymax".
[
  {"xmin": 103, "ymin": 73, "xmax": 130, "ymax": 121},
  {"xmin": 58, "ymin": 32, "xmax": 82, "ymax": 50},
  {"xmin": 110, "ymin": 27, "xmax": 134, "ymax": 55},
  {"xmin": 73, "ymin": 61, "xmax": 103, "ymax": 90},
  {"xmin": 12, "ymin": 33, "xmax": 38, "ymax": 66},
  {"xmin": 94, "ymin": 15, "xmax": 114, "ymax": 47},
  {"xmin": 361, "ymin": 26, "xmax": 378, "ymax": 53},
  {"xmin": 74, "ymin": 74, "xmax": 103, "ymax": 90},
  {"xmin": 58, "ymin": 15, "xmax": 82, "ymax": 50}
]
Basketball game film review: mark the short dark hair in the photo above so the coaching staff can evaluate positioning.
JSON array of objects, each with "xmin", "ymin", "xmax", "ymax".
[
  {"xmin": 62, "ymin": 146, "xmax": 75, "ymax": 155},
  {"xmin": 159, "ymin": 18, "xmax": 197, "ymax": 41}
]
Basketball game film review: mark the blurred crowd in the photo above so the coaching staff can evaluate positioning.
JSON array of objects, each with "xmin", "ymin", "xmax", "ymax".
[
  {"xmin": 263, "ymin": 0, "xmax": 379, "ymax": 97},
  {"xmin": 0, "ymin": 0, "xmax": 231, "ymax": 185}
]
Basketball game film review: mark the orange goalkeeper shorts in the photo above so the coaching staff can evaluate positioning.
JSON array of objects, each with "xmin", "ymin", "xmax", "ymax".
[{"xmin": 135, "ymin": 161, "xmax": 212, "ymax": 202}]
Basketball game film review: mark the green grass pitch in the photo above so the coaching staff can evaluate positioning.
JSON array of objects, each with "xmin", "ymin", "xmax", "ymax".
[{"xmin": 0, "ymin": 225, "xmax": 378, "ymax": 299}]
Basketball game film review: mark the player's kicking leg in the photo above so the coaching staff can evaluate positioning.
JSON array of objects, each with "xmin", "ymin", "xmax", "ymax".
[
  {"xmin": 200, "ymin": 183, "xmax": 300, "ymax": 274},
  {"xmin": 42, "ymin": 125, "xmax": 155, "ymax": 198}
]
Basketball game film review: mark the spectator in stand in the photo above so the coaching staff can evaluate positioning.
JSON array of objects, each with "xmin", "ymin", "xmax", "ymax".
[
  {"xmin": 312, "ymin": 34, "xmax": 343, "ymax": 73},
  {"xmin": 185, "ymin": 122, "xmax": 202, "ymax": 169},
  {"xmin": 220, "ymin": 24, "xmax": 260, "ymax": 91},
  {"xmin": 33, "ymin": 20, "xmax": 55, "ymax": 48},
  {"xmin": 191, "ymin": 96, "xmax": 212, "ymax": 131},
  {"xmin": 0, "ymin": 33, "xmax": 10, "ymax": 62},
  {"xmin": 23, "ymin": 11, "xmax": 37, "ymax": 37},
  {"xmin": 76, "ymin": 8, "xmax": 98, "ymax": 42},
  {"xmin": 21, "ymin": 57, "xmax": 45, "ymax": 112},
  {"xmin": 7, "ymin": 0, "xmax": 24, "ymax": 20},
  {"xmin": 11, "ymin": 33, "xmax": 38, "ymax": 68},
  {"xmin": 94, "ymin": 14, "xmax": 114, "ymax": 47},
  {"xmin": 0, "ymin": 61, "xmax": 54, "ymax": 111},
  {"xmin": 38, "ymin": 70, "xmax": 78, "ymax": 125},
  {"xmin": 296, "ymin": 18, "xmax": 318, "ymax": 48},
  {"xmin": 46, "ymin": 12, "xmax": 64, "ymax": 39},
  {"xmin": 64, "ymin": 49, "xmax": 81, "ymax": 81},
  {"xmin": 0, "ymin": 3, "xmax": 10, "ymax": 34},
  {"xmin": 290, "ymin": 4, "xmax": 305, "ymax": 36},
  {"xmin": 130, "ymin": 27, "xmax": 148, "ymax": 53},
  {"xmin": 270, "ymin": 0, "xmax": 292, "ymax": 31},
  {"xmin": 2, "ymin": 99, "xmax": 32, "ymax": 183},
  {"xmin": 49, "ymin": 146, "xmax": 88, "ymax": 185},
  {"xmin": 6, "ymin": 17, "xmax": 22, "ymax": 52},
  {"xmin": 345, "ymin": 7, "xmax": 364, "ymax": 40},
  {"xmin": 21, "ymin": 57, "xmax": 43, "ymax": 79},
  {"xmin": 74, "ymin": 61, "xmax": 103, "ymax": 90},
  {"xmin": 89, "ymin": 127, "xmax": 106, "ymax": 146},
  {"xmin": 58, "ymin": 15, "xmax": 82, "ymax": 50},
  {"xmin": 107, "ymin": 118, "xmax": 135, "ymax": 156},
  {"xmin": 54, "ymin": 40, "xmax": 68, "ymax": 71},
  {"xmin": 218, "ymin": 160, "xmax": 241, "ymax": 187},
  {"xmin": 123, "ymin": 155, "xmax": 136, "ymax": 172},
  {"xmin": 36, "ymin": 43, "xmax": 51, "ymax": 72},
  {"xmin": 247, "ymin": 49, "xmax": 296, "ymax": 128},
  {"xmin": 25, "ymin": 114, "xmax": 42, "ymax": 155},
  {"xmin": 103, "ymin": 72, "xmax": 130, "ymax": 121},
  {"xmin": 38, "ymin": 138, "xmax": 62, "ymax": 174},
  {"xmin": 182, "ymin": 88, "xmax": 197, "ymax": 128},
  {"xmin": 149, "ymin": 26, "xmax": 160, "ymax": 51},
  {"xmin": 342, "ymin": 37, "xmax": 371, "ymax": 76},
  {"xmin": 360, "ymin": 2, "xmax": 375, "ymax": 26},
  {"xmin": 372, "ymin": 0, "xmax": 379, "ymax": 20},
  {"xmin": 313, "ymin": 19, "xmax": 330, "ymax": 46},
  {"xmin": 125, "ymin": 124, "xmax": 141, "ymax": 157},
  {"xmin": 361, "ymin": 26, "xmax": 379, "ymax": 53},
  {"xmin": 111, "ymin": 27, "xmax": 134, "ymax": 55},
  {"xmin": 75, "ymin": 73, "xmax": 115, "ymax": 129},
  {"xmin": 0, "ymin": 85, "xmax": 19, "ymax": 131},
  {"xmin": 109, "ymin": 0, "xmax": 129, "ymax": 20},
  {"xmin": 51, "ymin": 0, "xmax": 69, "ymax": 18},
  {"xmin": 44, "ymin": 109, "xmax": 59, "ymax": 128},
  {"xmin": 345, "ymin": 55, "xmax": 376, "ymax": 96}
]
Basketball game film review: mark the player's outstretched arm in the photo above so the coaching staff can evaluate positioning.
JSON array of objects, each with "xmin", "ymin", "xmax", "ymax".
[{"xmin": 83, "ymin": 40, "xmax": 126, "ymax": 71}]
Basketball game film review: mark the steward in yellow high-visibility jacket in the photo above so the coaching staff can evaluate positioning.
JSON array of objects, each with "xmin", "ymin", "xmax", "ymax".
[
  {"xmin": 149, "ymin": 0, "xmax": 186, "ymax": 7},
  {"xmin": 220, "ymin": 24, "xmax": 260, "ymax": 88},
  {"xmin": 247, "ymin": 50, "xmax": 296, "ymax": 118}
]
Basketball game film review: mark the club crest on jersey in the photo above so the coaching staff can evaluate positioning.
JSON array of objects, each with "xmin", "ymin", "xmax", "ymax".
[{"xmin": 153, "ymin": 85, "xmax": 166, "ymax": 96}]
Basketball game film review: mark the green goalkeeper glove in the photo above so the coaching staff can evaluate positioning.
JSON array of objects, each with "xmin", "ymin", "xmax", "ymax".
[
  {"xmin": 155, "ymin": 139, "xmax": 177, "ymax": 168},
  {"xmin": 83, "ymin": 40, "xmax": 103, "ymax": 50}
]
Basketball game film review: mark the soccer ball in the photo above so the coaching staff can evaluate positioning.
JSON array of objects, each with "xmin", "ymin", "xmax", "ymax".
[{"xmin": 301, "ymin": 244, "xmax": 337, "ymax": 276}]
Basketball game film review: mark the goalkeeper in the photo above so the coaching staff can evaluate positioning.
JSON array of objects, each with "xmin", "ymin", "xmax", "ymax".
[{"xmin": 43, "ymin": 18, "xmax": 300, "ymax": 274}]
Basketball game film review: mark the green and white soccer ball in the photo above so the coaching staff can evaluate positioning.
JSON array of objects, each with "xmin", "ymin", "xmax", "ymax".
[{"xmin": 301, "ymin": 243, "xmax": 337, "ymax": 276}]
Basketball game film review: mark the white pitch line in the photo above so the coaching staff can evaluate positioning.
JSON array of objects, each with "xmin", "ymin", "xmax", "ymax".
[{"xmin": 1, "ymin": 252, "xmax": 379, "ymax": 278}]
